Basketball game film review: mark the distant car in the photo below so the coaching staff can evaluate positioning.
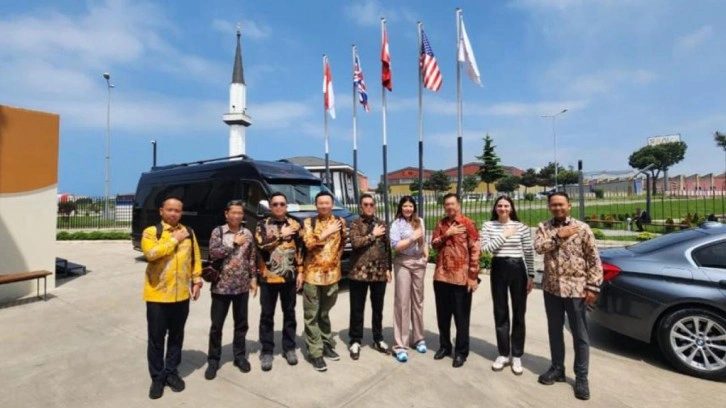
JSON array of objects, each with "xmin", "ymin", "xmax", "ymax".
[{"xmin": 591, "ymin": 222, "xmax": 726, "ymax": 380}]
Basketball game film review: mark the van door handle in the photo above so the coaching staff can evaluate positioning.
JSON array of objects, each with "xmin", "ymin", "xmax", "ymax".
[{"xmin": 719, "ymin": 280, "xmax": 726, "ymax": 289}]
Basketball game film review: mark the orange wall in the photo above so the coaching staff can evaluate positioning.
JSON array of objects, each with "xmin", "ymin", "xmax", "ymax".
[{"xmin": 0, "ymin": 106, "xmax": 60, "ymax": 194}]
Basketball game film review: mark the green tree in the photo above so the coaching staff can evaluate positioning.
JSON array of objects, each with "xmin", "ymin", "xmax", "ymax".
[
  {"xmin": 495, "ymin": 176, "xmax": 521, "ymax": 194},
  {"xmin": 375, "ymin": 183, "xmax": 388, "ymax": 195},
  {"xmin": 716, "ymin": 131, "xmax": 726, "ymax": 180},
  {"xmin": 462, "ymin": 175, "xmax": 480, "ymax": 193},
  {"xmin": 426, "ymin": 170, "xmax": 452, "ymax": 195},
  {"xmin": 558, "ymin": 169, "xmax": 580, "ymax": 188},
  {"xmin": 628, "ymin": 141, "xmax": 688, "ymax": 194},
  {"xmin": 476, "ymin": 134, "xmax": 505, "ymax": 196},
  {"xmin": 537, "ymin": 162, "xmax": 565, "ymax": 189},
  {"xmin": 520, "ymin": 168, "xmax": 538, "ymax": 193},
  {"xmin": 409, "ymin": 180, "xmax": 422, "ymax": 193},
  {"xmin": 58, "ymin": 201, "xmax": 76, "ymax": 218}
]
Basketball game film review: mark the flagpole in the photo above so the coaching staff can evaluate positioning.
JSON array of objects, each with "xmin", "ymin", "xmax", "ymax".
[
  {"xmin": 381, "ymin": 17, "xmax": 390, "ymax": 229},
  {"xmin": 352, "ymin": 45, "xmax": 360, "ymax": 205},
  {"xmin": 455, "ymin": 8, "xmax": 463, "ymax": 197},
  {"xmin": 417, "ymin": 22, "xmax": 424, "ymax": 217},
  {"xmin": 323, "ymin": 54, "xmax": 332, "ymax": 192}
]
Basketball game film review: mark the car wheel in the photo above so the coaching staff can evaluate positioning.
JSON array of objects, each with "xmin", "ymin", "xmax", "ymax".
[{"xmin": 657, "ymin": 308, "xmax": 726, "ymax": 381}]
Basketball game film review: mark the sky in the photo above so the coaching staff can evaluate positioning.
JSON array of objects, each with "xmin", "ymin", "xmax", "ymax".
[{"xmin": 1, "ymin": 0, "xmax": 725, "ymax": 195}]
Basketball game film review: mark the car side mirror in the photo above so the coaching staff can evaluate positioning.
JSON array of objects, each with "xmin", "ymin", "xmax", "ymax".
[{"xmin": 257, "ymin": 200, "xmax": 270, "ymax": 217}]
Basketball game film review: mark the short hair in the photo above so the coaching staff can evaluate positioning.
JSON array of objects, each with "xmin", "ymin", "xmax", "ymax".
[
  {"xmin": 442, "ymin": 192, "xmax": 459, "ymax": 203},
  {"xmin": 226, "ymin": 199, "xmax": 245, "ymax": 211},
  {"xmin": 359, "ymin": 193, "xmax": 375, "ymax": 204},
  {"xmin": 269, "ymin": 192, "xmax": 287, "ymax": 203},
  {"xmin": 161, "ymin": 196, "xmax": 183, "ymax": 207},
  {"xmin": 547, "ymin": 191, "xmax": 569, "ymax": 203},
  {"xmin": 315, "ymin": 191, "xmax": 334, "ymax": 204}
]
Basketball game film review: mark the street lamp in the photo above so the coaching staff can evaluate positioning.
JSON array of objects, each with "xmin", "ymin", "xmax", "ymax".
[
  {"xmin": 541, "ymin": 109, "xmax": 568, "ymax": 191},
  {"xmin": 103, "ymin": 72, "xmax": 114, "ymax": 219}
]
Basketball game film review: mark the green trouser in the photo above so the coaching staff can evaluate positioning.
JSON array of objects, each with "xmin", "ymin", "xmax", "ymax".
[{"xmin": 303, "ymin": 282, "xmax": 339, "ymax": 358}]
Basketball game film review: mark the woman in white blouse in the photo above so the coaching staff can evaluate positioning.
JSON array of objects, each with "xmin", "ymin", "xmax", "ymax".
[
  {"xmin": 480, "ymin": 196, "xmax": 535, "ymax": 375},
  {"xmin": 389, "ymin": 196, "xmax": 428, "ymax": 363}
]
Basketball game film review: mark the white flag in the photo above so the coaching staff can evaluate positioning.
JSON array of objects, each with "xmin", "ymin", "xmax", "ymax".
[{"xmin": 457, "ymin": 15, "xmax": 481, "ymax": 86}]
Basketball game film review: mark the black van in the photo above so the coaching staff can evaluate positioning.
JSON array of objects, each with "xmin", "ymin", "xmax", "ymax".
[{"xmin": 131, "ymin": 155, "xmax": 356, "ymax": 271}]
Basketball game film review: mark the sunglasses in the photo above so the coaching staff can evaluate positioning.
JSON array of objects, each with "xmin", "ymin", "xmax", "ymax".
[
  {"xmin": 270, "ymin": 202, "xmax": 287, "ymax": 207},
  {"xmin": 361, "ymin": 202, "xmax": 376, "ymax": 207}
]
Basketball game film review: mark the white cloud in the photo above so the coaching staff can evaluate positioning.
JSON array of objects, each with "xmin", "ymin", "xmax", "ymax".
[
  {"xmin": 343, "ymin": 0, "xmax": 416, "ymax": 27},
  {"xmin": 674, "ymin": 25, "xmax": 713, "ymax": 52},
  {"xmin": 568, "ymin": 69, "xmax": 657, "ymax": 96},
  {"xmin": 211, "ymin": 18, "xmax": 271, "ymax": 39}
]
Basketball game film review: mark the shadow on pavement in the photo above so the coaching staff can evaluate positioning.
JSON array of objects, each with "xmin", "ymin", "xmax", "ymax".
[
  {"xmin": 587, "ymin": 320, "xmax": 670, "ymax": 371},
  {"xmin": 55, "ymin": 269, "xmax": 92, "ymax": 287}
]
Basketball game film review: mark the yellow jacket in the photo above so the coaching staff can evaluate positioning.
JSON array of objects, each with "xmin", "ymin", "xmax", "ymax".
[{"xmin": 141, "ymin": 222, "xmax": 202, "ymax": 303}]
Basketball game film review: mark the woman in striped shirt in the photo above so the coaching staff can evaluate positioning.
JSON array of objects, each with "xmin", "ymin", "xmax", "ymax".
[{"xmin": 480, "ymin": 195, "xmax": 535, "ymax": 375}]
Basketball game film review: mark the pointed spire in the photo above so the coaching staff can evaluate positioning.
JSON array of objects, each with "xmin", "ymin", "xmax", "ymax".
[{"xmin": 232, "ymin": 23, "xmax": 245, "ymax": 84}]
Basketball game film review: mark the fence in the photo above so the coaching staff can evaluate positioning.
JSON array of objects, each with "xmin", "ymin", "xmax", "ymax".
[
  {"xmin": 57, "ymin": 196, "xmax": 132, "ymax": 231},
  {"xmin": 348, "ymin": 190, "xmax": 726, "ymax": 234},
  {"xmin": 58, "ymin": 190, "xmax": 726, "ymax": 233}
]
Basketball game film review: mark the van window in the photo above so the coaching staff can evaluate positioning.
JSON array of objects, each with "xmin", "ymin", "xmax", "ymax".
[
  {"xmin": 268, "ymin": 181, "xmax": 343, "ymax": 208},
  {"xmin": 206, "ymin": 180, "xmax": 240, "ymax": 211},
  {"xmin": 241, "ymin": 181, "xmax": 267, "ymax": 212}
]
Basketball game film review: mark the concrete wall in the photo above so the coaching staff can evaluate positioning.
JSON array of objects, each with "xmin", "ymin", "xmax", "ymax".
[{"xmin": 0, "ymin": 105, "xmax": 59, "ymax": 302}]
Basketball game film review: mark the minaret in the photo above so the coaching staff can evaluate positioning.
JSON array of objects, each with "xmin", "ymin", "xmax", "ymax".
[{"xmin": 223, "ymin": 25, "xmax": 252, "ymax": 158}]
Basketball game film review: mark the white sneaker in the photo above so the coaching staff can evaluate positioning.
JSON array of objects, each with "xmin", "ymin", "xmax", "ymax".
[
  {"xmin": 511, "ymin": 357, "xmax": 523, "ymax": 375},
  {"xmin": 491, "ymin": 356, "xmax": 510, "ymax": 371}
]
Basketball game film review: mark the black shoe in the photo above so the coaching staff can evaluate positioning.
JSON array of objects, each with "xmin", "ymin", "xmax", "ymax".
[
  {"xmin": 260, "ymin": 354, "xmax": 273, "ymax": 372},
  {"xmin": 312, "ymin": 357, "xmax": 327, "ymax": 372},
  {"xmin": 452, "ymin": 355, "xmax": 466, "ymax": 368},
  {"xmin": 283, "ymin": 350, "xmax": 298, "ymax": 366},
  {"xmin": 234, "ymin": 358, "xmax": 252, "ymax": 373},
  {"xmin": 165, "ymin": 374, "xmax": 185, "ymax": 392},
  {"xmin": 204, "ymin": 361, "xmax": 219, "ymax": 380},
  {"xmin": 149, "ymin": 380, "xmax": 164, "ymax": 399},
  {"xmin": 575, "ymin": 377, "xmax": 591, "ymax": 400},
  {"xmin": 323, "ymin": 346, "xmax": 340, "ymax": 361},
  {"xmin": 372, "ymin": 340, "xmax": 390, "ymax": 354},
  {"xmin": 538, "ymin": 366, "xmax": 566, "ymax": 385},
  {"xmin": 434, "ymin": 348, "xmax": 451, "ymax": 360}
]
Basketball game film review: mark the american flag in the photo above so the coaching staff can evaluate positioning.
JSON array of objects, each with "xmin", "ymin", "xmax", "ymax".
[
  {"xmin": 420, "ymin": 29, "xmax": 442, "ymax": 92},
  {"xmin": 353, "ymin": 53, "xmax": 370, "ymax": 112}
]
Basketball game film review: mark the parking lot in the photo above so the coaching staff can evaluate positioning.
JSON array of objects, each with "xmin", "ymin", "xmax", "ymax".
[{"xmin": 0, "ymin": 241, "xmax": 723, "ymax": 408}]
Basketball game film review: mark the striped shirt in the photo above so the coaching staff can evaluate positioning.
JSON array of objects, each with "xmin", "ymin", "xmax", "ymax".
[{"xmin": 480, "ymin": 220, "xmax": 535, "ymax": 276}]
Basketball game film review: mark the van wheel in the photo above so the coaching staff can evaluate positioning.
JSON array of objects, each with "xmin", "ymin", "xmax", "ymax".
[{"xmin": 657, "ymin": 308, "xmax": 726, "ymax": 381}]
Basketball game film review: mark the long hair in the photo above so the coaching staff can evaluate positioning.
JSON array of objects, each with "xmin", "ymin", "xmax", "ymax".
[
  {"xmin": 395, "ymin": 196, "xmax": 423, "ymax": 244},
  {"xmin": 490, "ymin": 195, "xmax": 520, "ymax": 222}
]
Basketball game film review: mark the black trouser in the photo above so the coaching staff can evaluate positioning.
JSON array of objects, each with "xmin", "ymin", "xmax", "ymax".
[
  {"xmin": 259, "ymin": 280, "xmax": 297, "ymax": 354},
  {"xmin": 207, "ymin": 292, "xmax": 249, "ymax": 363},
  {"xmin": 490, "ymin": 257, "xmax": 528, "ymax": 357},
  {"xmin": 348, "ymin": 280, "xmax": 387, "ymax": 345},
  {"xmin": 146, "ymin": 300, "xmax": 189, "ymax": 381},
  {"xmin": 434, "ymin": 281, "xmax": 472, "ymax": 357},
  {"xmin": 544, "ymin": 292, "xmax": 590, "ymax": 377}
]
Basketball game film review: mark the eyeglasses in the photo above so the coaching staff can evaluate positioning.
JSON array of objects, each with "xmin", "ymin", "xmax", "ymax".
[
  {"xmin": 361, "ymin": 202, "xmax": 376, "ymax": 207},
  {"xmin": 271, "ymin": 202, "xmax": 287, "ymax": 207}
]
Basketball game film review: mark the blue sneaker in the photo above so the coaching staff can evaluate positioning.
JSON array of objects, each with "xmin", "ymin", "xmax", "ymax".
[
  {"xmin": 415, "ymin": 341, "xmax": 428, "ymax": 354},
  {"xmin": 395, "ymin": 350, "xmax": 409, "ymax": 363}
]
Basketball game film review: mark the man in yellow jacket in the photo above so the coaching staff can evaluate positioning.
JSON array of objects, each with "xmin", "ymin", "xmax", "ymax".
[{"xmin": 141, "ymin": 197, "xmax": 202, "ymax": 400}]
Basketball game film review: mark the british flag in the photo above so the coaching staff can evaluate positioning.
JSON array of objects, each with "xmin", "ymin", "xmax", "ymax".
[{"xmin": 353, "ymin": 53, "xmax": 370, "ymax": 112}]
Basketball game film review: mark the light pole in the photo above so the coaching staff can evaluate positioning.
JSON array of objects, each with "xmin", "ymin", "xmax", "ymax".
[
  {"xmin": 541, "ymin": 109, "xmax": 567, "ymax": 191},
  {"xmin": 103, "ymin": 72, "xmax": 114, "ymax": 219},
  {"xmin": 151, "ymin": 140, "xmax": 157, "ymax": 168}
]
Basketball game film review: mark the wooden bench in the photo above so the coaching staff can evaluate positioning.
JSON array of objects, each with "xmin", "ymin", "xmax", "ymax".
[
  {"xmin": 56, "ymin": 257, "xmax": 86, "ymax": 276},
  {"xmin": 0, "ymin": 270, "xmax": 53, "ymax": 301}
]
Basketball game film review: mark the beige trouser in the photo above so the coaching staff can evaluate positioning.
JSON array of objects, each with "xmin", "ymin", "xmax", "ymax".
[{"xmin": 392, "ymin": 254, "xmax": 427, "ymax": 350}]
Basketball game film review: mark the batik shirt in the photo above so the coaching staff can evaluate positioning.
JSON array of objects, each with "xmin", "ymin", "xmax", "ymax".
[
  {"xmin": 534, "ymin": 217, "xmax": 603, "ymax": 298},
  {"xmin": 255, "ymin": 216, "xmax": 303, "ymax": 284},
  {"xmin": 431, "ymin": 214, "xmax": 481, "ymax": 286},
  {"xmin": 349, "ymin": 215, "xmax": 390, "ymax": 282},
  {"xmin": 208, "ymin": 224, "xmax": 256, "ymax": 295},
  {"xmin": 302, "ymin": 215, "xmax": 347, "ymax": 286}
]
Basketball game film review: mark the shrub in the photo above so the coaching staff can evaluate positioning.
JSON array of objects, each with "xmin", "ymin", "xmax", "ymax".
[
  {"xmin": 479, "ymin": 252, "xmax": 493, "ymax": 270},
  {"xmin": 636, "ymin": 232, "xmax": 657, "ymax": 241},
  {"xmin": 665, "ymin": 218, "xmax": 675, "ymax": 233},
  {"xmin": 594, "ymin": 189, "xmax": 605, "ymax": 199},
  {"xmin": 591, "ymin": 228, "xmax": 606, "ymax": 240},
  {"xmin": 524, "ymin": 193, "xmax": 535, "ymax": 201},
  {"xmin": 428, "ymin": 248, "xmax": 438, "ymax": 264},
  {"xmin": 57, "ymin": 230, "xmax": 130, "ymax": 240}
]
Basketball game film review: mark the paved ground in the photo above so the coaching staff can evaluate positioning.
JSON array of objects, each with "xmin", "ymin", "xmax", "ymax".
[{"xmin": 1, "ymin": 242, "xmax": 723, "ymax": 408}]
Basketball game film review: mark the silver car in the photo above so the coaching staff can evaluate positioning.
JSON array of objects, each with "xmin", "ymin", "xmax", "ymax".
[{"xmin": 591, "ymin": 222, "xmax": 726, "ymax": 381}]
